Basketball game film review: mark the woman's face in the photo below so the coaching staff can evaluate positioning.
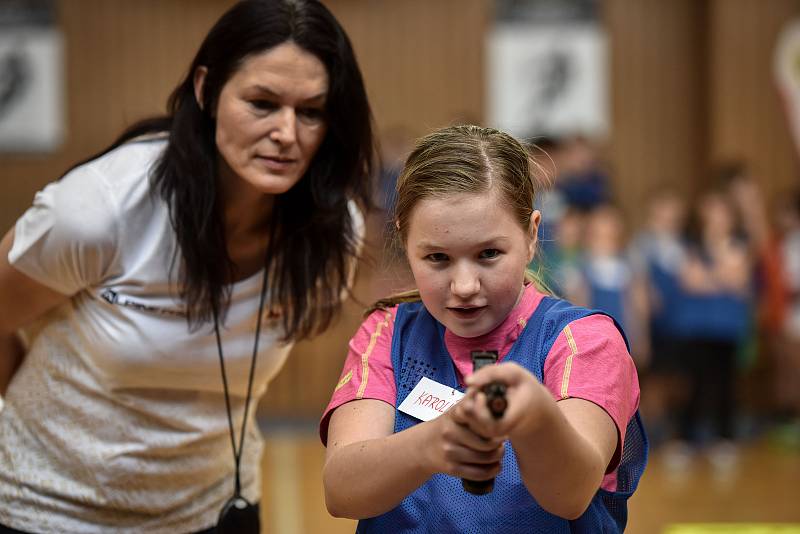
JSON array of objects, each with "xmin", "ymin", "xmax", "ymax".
[
  {"xmin": 404, "ymin": 191, "xmax": 538, "ymax": 338},
  {"xmin": 197, "ymin": 41, "xmax": 329, "ymax": 197}
]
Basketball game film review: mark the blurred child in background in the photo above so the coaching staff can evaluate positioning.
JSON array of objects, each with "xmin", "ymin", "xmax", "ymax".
[
  {"xmin": 772, "ymin": 190, "xmax": 800, "ymax": 442},
  {"xmin": 568, "ymin": 204, "xmax": 650, "ymax": 365},
  {"xmin": 629, "ymin": 188, "xmax": 689, "ymax": 446},
  {"xmin": 673, "ymin": 190, "xmax": 753, "ymax": 473},
  {"xmin": 532, "ymin": 206, "xmax": 585, "ymax": 300}
]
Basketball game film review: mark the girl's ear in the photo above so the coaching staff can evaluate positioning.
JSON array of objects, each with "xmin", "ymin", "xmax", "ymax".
[
  {"xmin": 528, "ymin": 210, "xmax": 542, "ymax": 261},
  {"xmin": 193, "ymin": 66, "xmax": 208, "ymax": 111}
]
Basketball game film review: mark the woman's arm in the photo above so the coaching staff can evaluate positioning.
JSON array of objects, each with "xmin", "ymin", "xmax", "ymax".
[
  {"xmin": 323, "ymin": 397, "xmax": 505, "ymax": 519},
  {"xmin": 0, "ymin": 228, "xmax": 68, "ymax": 394},
  {"xmin": 458, "ymin": 363, "xmax": 617, "ymax": 520}
]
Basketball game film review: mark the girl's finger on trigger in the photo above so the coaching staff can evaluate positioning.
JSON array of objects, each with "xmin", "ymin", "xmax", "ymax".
[
  {"xmin": 465, "ymin": 368, "xmax": 491, "ymax": 389},
  {"xmin": 471, "ymin": 391, "xmax": 496, "ymax": 424},
  {"xmin": 468, "ymin": 363, "xmax": 510, "ymax": 386}
]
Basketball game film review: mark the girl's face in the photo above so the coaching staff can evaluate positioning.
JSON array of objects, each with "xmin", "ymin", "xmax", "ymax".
[
  {"xmin": 700, "ymin": 194, "xmax": 735, "ymax": 236},
  {"xmin": 586, "ymin": 207, "xmax": 623, "ymax": 257},
  {"xmin": 649, "ymin": 194, "xmax": 685, "ymax": 234},
  {"xmin": 197, "ymin": 41, "xmax": 329, "ymax": 198},
  {"xmin": 405, "ymin": 191, "xmax": 538, "ymax": 338}
]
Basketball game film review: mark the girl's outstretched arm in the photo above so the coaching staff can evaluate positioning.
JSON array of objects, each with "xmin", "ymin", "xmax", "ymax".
[
  {"xmin": 457, "ymin": 363, "xmax": 618, "ymax": 520},
  {"xmin": 323, "ymin": 397, "xmax": 505, "ymax": 519}
]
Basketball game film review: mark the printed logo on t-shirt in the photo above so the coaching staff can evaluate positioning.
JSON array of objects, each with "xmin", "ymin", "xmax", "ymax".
[
  {"xmin": 99, "ymin": 288, "xmax": 283, "ymax": 320},
  {"xmin": 100, "ymin": 289, "xmax": 186, "ymax": 317}
]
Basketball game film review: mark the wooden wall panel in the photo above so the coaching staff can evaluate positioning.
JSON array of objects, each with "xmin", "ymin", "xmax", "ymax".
[
  {"xmin": 3, "ymin": 0, "xmax": 797, "ymax": 420},
  {"xmin": 327, "ymin": 0, "xmax": 489, "ymax": 137},
  {"xmin": 0, "ymin": 0, "xmax": 489, "ymax": 419},
  {"xmin": 605, "ymin": 0, "xmax": 800, "ymax": 223},
  {"xmin": 1, "ymin": 0, "xmax": 235, "ymax": 231},
  {"xmin": 708, "ymin": 0, "xmax": 800, "ymax": 204},
  {"xmin": 604, "ymin": 0, "xmax": 707, "ymax": 227}
]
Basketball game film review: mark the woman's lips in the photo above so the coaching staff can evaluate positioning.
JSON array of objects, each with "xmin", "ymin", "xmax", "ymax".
[{"xmin": 256, "ymin": 155, "xmax": 296, "ymax": 172}]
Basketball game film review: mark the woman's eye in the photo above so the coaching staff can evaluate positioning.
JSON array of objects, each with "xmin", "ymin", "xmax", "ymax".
[
  {"xmin": 298, "ymin": 107, "xmax": 326, "ymax": 124},
  {"xmin": 250, "ymin": 100, "xmax": 278, "ymax": 112},
  {"xmin": 480, "ymin": 249, "xmax": 501, "ymax": 259},
  {"xmin": 425, "ymin": 253, "xmax": 448, "ymax": 263}
]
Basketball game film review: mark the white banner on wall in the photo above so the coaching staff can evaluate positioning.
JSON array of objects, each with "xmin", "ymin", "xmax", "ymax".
[
  {"xmin": 0, "ymin": 26, "xmax": 64, "ymax": 152},
  {"xmin": 487, "ymin": 24, "xmax": 608, "ymax": 140}
]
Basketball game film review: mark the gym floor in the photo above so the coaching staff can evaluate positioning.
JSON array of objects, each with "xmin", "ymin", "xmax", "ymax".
[{"xmin": 258, "ymin": 428, "xmax": 800, "ymax": 534}]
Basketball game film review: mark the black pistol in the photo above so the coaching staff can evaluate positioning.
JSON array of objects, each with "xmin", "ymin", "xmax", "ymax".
[{"xmin": 462, "ymin": 350, "xmax": 507, "ymax": 495}]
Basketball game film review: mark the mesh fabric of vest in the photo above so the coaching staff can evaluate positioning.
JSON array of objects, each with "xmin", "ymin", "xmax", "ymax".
[{"xmin": 357, "ymin": 297, "xmax": 648, "ymax": 533}]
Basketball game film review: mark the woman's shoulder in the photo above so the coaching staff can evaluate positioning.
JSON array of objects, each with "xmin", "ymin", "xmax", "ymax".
[
  {"xmin": 82, "ymin": 137, "xmax": 167, "ymax": 188},
  {"xmin": 49, "ymin": 138, "xmax": 167, "ymax": 213},
  {"xmin": 72, "ymin": 138, "xmax": 169, "ymax": 223},
  {"xmin": 10, "ymin": 138, "xmax": 171, "ymax": 281}
]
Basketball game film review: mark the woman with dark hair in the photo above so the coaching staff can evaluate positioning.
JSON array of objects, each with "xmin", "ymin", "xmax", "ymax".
[{"xmin": 0, "ymin": 1, "xmax": 373, "ymax": 532}]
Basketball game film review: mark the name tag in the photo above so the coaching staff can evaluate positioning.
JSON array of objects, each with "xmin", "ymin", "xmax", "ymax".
[{"xmin": 398, "ymin": 376, "xmax": 464, "ymax": 422}]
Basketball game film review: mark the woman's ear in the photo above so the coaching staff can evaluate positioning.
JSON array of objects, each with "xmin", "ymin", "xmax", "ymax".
[{"xmin": 193, "ymin": 66, "xmax": 208, "ymax": 111}]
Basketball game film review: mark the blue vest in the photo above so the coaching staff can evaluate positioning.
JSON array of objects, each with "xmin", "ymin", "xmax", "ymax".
[
  {"xmin": 357, "ymin": 297, "xmax": 648, "ymax": 534},
  {"xmin": 674, "ymin": 292, "xmax": 750, "ymax": 343},
  {"xmin": 648, "ymin": 261, "xmax": 683, "ymax": 339},
  {"xmin": 672, "ymin": 245, "xmax": 752, "ymax": 342}
]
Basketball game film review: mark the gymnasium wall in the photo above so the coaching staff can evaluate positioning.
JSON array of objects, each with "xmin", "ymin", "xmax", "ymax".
[{"xmin": 1, "ymin": 0, "xmax": 797, "ymax": 418}]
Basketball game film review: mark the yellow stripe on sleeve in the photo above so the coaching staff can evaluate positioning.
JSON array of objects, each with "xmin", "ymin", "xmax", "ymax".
[
  {"xmin": 560, "ymin": 324, "xmax": 579, "ymax": 399},
  {"xmin": 356, "ymin": 311, "xmax": 392, "ymax": 399},
  {"xmin": 334, "ymin": 370, "xmax": 353, "ymax": 392}
]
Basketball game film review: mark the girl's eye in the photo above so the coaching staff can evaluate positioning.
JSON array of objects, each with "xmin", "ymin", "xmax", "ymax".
[
  {"xmin": 480, "ymin": 249, "xmax": 501, "ymax": 259},
  {"xmin": 425, "ymin": 253, "xmax": 448, "ymax": 263}
]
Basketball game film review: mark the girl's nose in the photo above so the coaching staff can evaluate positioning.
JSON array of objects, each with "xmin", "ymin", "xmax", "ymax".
[{"xmin": 450, "ymin": 266, "xmax": 480, "ymax": 298}]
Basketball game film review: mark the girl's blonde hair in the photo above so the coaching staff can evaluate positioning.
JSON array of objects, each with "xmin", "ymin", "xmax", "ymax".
[{"xmin": 370, "ymin": 125, "xmax": 550, "ymax": 315}]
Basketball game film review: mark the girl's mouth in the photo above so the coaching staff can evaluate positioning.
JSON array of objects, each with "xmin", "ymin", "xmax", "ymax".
[{"xmin": 447, "ymin": 306, "xmax": 486, "ymax": 319}]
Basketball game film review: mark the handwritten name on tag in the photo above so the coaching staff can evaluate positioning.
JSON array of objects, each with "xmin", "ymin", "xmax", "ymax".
[{"xmin": 397, "ymin": 376, "xmax": 465, "ymax": 422}]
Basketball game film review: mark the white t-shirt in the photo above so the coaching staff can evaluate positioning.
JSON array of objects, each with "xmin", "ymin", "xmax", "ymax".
[{"xmin": 0, "ymin": 138, "xmax": 361, "ymax": 533}]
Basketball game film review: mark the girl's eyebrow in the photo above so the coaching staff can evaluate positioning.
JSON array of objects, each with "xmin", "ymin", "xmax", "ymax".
[
  {"xmin": 415, "ymin": 236, "xmax": 511, "ymax": 251},
  {"xmin": 415, "ymin": 241, "xmax": 441, "ymax": 251}
]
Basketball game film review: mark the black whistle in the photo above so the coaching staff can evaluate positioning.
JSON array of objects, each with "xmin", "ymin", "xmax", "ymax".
[{"xmin": 462, "ymin": 350, "xmax": 507, "ymax": 495}]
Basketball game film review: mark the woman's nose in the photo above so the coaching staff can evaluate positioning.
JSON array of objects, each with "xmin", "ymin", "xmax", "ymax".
[{"xmin": 269, "ymin": 107, "xmax": 297, "ymax": 145}]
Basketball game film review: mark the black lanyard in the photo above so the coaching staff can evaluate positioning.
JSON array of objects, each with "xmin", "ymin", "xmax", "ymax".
[{"xmin": 211, "ymin": 268, "xmax": 268, "ymax": 533}]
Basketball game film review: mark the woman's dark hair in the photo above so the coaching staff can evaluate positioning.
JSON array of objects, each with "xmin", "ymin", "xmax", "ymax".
[{"xmin": 98, "ymin": 0, "xmax": 374, "ymax": 339}]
